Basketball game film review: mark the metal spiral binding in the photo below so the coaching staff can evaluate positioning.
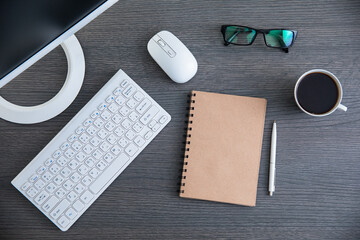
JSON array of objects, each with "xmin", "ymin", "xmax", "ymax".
[{"xmin": 179, "ymin": 91, "xmax": 196, "ymax": 194}]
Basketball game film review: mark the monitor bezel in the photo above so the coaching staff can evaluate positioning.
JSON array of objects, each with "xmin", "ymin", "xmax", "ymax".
[{"xmin": 0, "ymin": 0, "xmax": 118, "ymax": 89}]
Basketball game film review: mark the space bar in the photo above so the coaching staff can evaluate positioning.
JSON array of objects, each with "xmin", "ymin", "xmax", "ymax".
[{"xmin": 89, "ymin": 153, "xmax": 129, "ymax": 194}]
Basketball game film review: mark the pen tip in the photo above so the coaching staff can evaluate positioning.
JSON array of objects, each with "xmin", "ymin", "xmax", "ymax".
[
  {"xmin": 274, "ymin": 120, "xmax": 276, "ymax": 124},
  {"xmin": 269, "ymin": 192, "xmax": 273, "ymax": 196}
]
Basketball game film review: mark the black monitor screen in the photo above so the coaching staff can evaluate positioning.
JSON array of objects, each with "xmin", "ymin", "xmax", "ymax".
[{"xmin": 0, "ymin": 0, "xmax": 107, "ymax": 81}]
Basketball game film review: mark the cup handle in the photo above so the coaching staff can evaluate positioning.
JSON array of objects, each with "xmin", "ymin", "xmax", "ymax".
[{"xmin": 338, "ymin": 103, "xmax": 348, "ymax": 112}]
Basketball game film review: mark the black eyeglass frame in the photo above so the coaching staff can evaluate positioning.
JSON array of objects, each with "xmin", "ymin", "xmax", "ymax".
[{"xmin": 221, "ymin": 25, "xmax": 297, "ymax": 53}]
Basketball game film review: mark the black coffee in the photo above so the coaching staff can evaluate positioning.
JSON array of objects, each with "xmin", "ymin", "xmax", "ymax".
[{"xmin": 296, "ymin": 73, "xmax": 339, "ymax": 114}]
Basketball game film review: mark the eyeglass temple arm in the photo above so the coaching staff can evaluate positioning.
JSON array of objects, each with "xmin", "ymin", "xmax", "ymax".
[{"xmin": 224, "ymin": 30, "xmax": 242, "ymax": 46}]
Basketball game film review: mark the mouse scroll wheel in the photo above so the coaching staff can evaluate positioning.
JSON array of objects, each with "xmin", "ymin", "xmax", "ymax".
[{"xmin": 157, "ymin": 39, "xmax": 166, "ymax": 47}]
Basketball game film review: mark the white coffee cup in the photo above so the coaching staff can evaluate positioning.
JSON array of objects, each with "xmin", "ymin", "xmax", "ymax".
[{"xmin": 294, "ymin": 69, "xmax": 347, "ymax": 117}]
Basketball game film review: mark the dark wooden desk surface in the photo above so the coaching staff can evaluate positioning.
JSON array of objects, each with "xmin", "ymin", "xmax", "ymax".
[{"xmin": 1, "ymin": 1, "xmax": 360, "ymax": 239}]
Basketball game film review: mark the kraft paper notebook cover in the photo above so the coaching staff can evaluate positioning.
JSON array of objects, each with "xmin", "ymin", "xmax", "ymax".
[{"xmin": 179, "ymin": 91, "xmax": 267, "ymax": 206}]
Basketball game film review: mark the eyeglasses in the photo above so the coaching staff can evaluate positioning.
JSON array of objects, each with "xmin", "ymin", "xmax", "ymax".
[{"xmin": 221, "ymin": 25, "xmax": 297, "ymax": 53}]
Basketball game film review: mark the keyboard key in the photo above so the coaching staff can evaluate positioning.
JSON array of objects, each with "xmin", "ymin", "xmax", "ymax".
[
  {"xmin": 97, "ymin": 129, "xmax": 108, "ymax": 139},
  {"xmin": 128, "ymin": 112, "xmax": 139, "ymax": 122},
  {"xmin": 60, "ymin": 142, "xmax": 70, "ymax": 151},
  {"xmin": 89, "ymin": 153, "xmax": 129, "ymax": 194},
  {"xmin": 54, "ymin": 175, "xmax": 65, "ymax": 185},
  {"xmin": 78, "ymin": 165, "xmax": 88, "ymax": 175},
  {"xmin": 90, "ymin": 136, "xmax": 101, "ymax": 147},
  {"xmin": 51, "ymin": 199, "xmax": 70, "ymax": 219},
  {"xmin": 70, "ymin": 172, "xmax": 82, "ymax": 182},
  {"xmin": 83, "ymin": 144, "xmax": 94, "ymax": 154},
  {"xmin": 75, "ymin": 127, "xmax": 85, "ymax": 135},
  {"xmin": 121, "ymin": 119, "xmax": 132, "ymax": 129},
  {"xmin": 115, "ymin": 95, "xmax": 126, "ymax": 105},
  {"xmin": 108, "ymin": 103, "xmax": 119, "ymax": 113},
  {"xmin": 106, "ymin": 95, "xmax": 115, "ymax": 103},
  {"xmin": 140, "ymin": 106, "xmax": 159, "ymax": 125},
  {"xmin": 100, "ymin": 141, "xmax": 111, "ymax": 152},
  {"xmin": 76, "ymin": 152, "xmax": 87, "ymax": 162},
  {"xmin": 123, "ymin": 84, "xmax": 136, "ymax": 98},
  {"xmin": 43, "ymin": 196, "xmax": 59, "ymax": 212},
  {"xmin": 85, "ymin": 157, "xmax": 95, "ymax": 167},
  {"xmin": 65, "ymin": 208, "xmax": 77, "ymax": 220},
  {"xmin": 114, "ymin": 127, "xmax": 124, "ymax": 137},
  {"xmin": 29, "ymin": 174, "xmax": 39, "ymax": 183},
  {"xmin": 52, "ymin": 150, "xmax": 61, "ymax": 159},
  {"xmin": 107, "ymin": 134, "xmax": 117, "ymax": 144},
  {"xmin": 132, "ymin": 122, "xmax": 144, "ymax": 133},
  {"xmin": 110, "ymin": 145, "xmax": 122, "ymax": 155},
  {"xmin": 148, "ymin": 119, "xmax": 157, "ymax": 128},
  {"xmin": 120, "ymin": 79, "xmax": 130, "ymax": 88},
  {"xmin": 68, "ymin": 160, "xmax": 79, "ymax": 170},
  {"xmin": 119, "ymin": 106, "xmax": 130, "ymax": 116},
  {"xmin": 152, "ymin": 123, "xmax": 161, "ymax": 132},
  {"xmin": 46, "ymin": 183, "xmax": 57, "ymax": 193},
  {"xmin": 101, "ymin": 110, "xmax": 111, "ymax": 121},
  {"xmin": 56, "ymin": 188, "xmax": 67, "ymax": 198},
  {"xmin": 83, "ymin": 119, "xmax": 92, "ymax": 127},
  {"xmin": 98, "ymin": 103, "xmax": 106, "ymax": 111},
  {"xmin": 94, "ymin": 118, "xmax": 105, "ymax": 128},
  {"xmin": 134, "ymin": 136, "xmax": 145, "ymax": 147},
  {"xmin": 133, "ymin": 91, "xmax": 144, "ymax": 101},
  {"xmin": 65, "ymin": 149, "xmax": 76, "ymax": 159},
  {"xmin": 74, "ymin": 183, "xmax": 85, "ymax": 194},
  {"xmin": 80, "ymin": 191, "xmax": 94, "ymax": 204},
  {"xmin": 61, "ymin": 167, "xmax": 71, "ymax": 178},
  {"xmin": 104, "ymin": 153, "xmax": 115, "ymax": 163},
  {"xmin": 92, "ymin": 149, "xmax": 103, "ymax": 160},
  {"xmin": 49, "ymin": 164, "xmax": 61, "ymax": 174},
  {"xmin": 34, "ymin": 179, "xmax": 46, "ymax": 190},
  {"xmin": 89, "ymin": 168, "xmax": 100, "ymax": 178},
  {"xmin": 159, "ymin": 115, "xmax": 168, "ymax": 124},
  {"xmin": 35, "ymin": 191, "xmax": 49, "ymax": 205},
  {"xmin": 42, "ymin": 172, "xmax": 54, "ymax": 182},
  {"xmin": 126, "ymin": 99, "xmax": 137, "ymax": 109},
  {"xmin": 67, "ymin": 191, "xmax": 78, "ymax": 202},
  {"xmin": 27, "ymin": 187, "xmax": 38, "ymax": 198},
  {"xmin": 91, "ymin": 111, "xmax": 100, "ymax": 118},
  {"xmin": 136, "ymin": 99, "xmax": 151, "ymax": 115},
  {"xmin": 144, "ymin": 131, "xmax": 153, "ymax": 140},
  {"xmin": 63, "ymin": 180, "xmax": 74, "ymax": 191},
  {"xmin": 21, "ymin": 182, "xmax": 31, "ymax": 191},
  {"xmin": 58, "ymin": 216, "xmax": 70, "ymax": 228},
  {"xmin": 73, "ymin": 200, "xmax": 84, "ymax": 212},
  {"xmin": 79, "ymin": 133, "xmax": 90, "ymax": 143},
  {"xmin": 68, "ymin": 134, "xmax": 77, "ymax": 142},
  {"xmin": 112, "ymin": 114, "xmax": 122, "ymax": 124},
  {"xmin": 96, "ymin": 160, "xmax": 107, "ymax": 171},
  {"xmin": 72, "ymin": 141, "xmax": 82, "ymax": 151},
  {"xmin": 119, "ymin": 138, "xmax": 129, "ymax": 148},
  {"xmin": 125, "ymin": 130, "xmax": 136, "ymax": 140},
  {"xmin": 125, "ymin": 144, "xmax": 138, "ymax": 157},
  {"xmin": 105, "ymin": 121, "xmax": 116, "ymax": 131},
  {"xmin": 37, "ymin": 166, "xmax": 46, "ymax": 175},
  {"xmin": 45, "ymin": 158, "xmax": 54, "ymax": 166},
  {"xmin": 113, "ymin": 87, "xmax": 122, "ymax": 96},
  {"xmin": 57, "ymin": 156, "xmax": 68, "ymax": 167},
  {"xmin": 82, "ymin": 176, "xmax": 93, "ymax": 186},
  {"xmin": 87, "ymin": 126, "xmax": 97, "ymax": 136}
]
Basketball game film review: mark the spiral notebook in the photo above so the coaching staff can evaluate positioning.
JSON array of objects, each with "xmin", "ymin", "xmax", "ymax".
[{"xmin": 180, "ymin": 91, "xmax": 267, "ymax": 206}]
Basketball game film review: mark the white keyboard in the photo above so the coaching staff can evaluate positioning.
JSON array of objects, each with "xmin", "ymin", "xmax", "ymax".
[{"xmin": 11, "ymin": 69, "xmax": 171, "ymax": 231}]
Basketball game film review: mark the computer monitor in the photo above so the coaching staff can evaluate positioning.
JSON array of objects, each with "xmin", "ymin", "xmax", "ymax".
[{"xmin": 0, "ymin": 0, "xmax": 118, "ymax": 124}]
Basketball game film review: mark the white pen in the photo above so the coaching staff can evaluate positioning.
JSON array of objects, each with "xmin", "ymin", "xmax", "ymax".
[{"xmin": 269, "ymin": 121, "xmax": 277, "ymax": 196}]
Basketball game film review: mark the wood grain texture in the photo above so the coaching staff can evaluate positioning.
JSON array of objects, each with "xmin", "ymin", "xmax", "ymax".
[{"xmin": 1, "ymin": 0, "xmax": 360, "ymax": 239}]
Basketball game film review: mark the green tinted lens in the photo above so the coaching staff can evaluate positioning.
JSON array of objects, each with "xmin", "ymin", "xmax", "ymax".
[
  {"xmin": 264, "ymin": 30, "xmax": 294, "ymax": 48},
  {"xmin": 224, "ymin": 26, "xmax": 256, "ymax": 45}
]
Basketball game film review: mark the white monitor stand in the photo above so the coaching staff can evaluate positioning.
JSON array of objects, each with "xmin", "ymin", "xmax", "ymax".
[{"xmin": 0, "ymin": 35, "xmax": 85, "ymax": 124}]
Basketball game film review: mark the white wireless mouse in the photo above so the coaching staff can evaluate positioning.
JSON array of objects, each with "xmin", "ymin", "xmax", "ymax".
[{"xmin": 147, "ymin": 30, "xmax": 198, "ymax": 83}]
